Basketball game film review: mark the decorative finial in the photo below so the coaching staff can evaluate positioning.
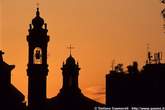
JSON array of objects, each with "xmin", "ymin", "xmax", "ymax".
[
  {"xmin": 29, "ymin": 24, "xmax": 32, "ymax": 30},
  {"xmin": 36, "ymin": 2, "xmax": 40, "ymax": 16},
  {"xmin": 44, "ymin": 23, "xmax": 47, "ymax": 29},
  {"xmin": 67, "ymin": 44, "xmax": 74, "ymax": 56},
  {"xmin": 37, "ymin": 2, "xmax": 39, "ymax": 8}
]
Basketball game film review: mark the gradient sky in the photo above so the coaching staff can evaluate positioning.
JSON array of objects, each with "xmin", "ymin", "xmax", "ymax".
[{"xmin": 0, "ymin": 0, "xmax": 165, "ymax": 104}]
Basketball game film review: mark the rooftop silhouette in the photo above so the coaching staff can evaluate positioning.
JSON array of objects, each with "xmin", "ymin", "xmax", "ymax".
[
  {"xmin": 0, "ymin": 50, "xmax": 26, "ymax": 110},
  {"xmin": 0, "ymin": 7, "xmax": 104, "ymax": 110},
  {"xmin": 46, "ymin": 54, "xmax": 104, "ymax": 110},
  {"xmin": 26, "ymin": 7, "xmax": 103, "ymax": 110},
  {"xmin": 1, "ymin": 5, "xmax": 165, "ymax": 110},
  {"xmin": 106, "ymin": 52, "xmax": 165, "ymax": 107}
]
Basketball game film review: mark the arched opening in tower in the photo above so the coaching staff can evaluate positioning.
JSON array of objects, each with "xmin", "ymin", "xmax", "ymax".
[{"xmin": 33, "ymin": 47, "xmax": 42, "ymax": 64}]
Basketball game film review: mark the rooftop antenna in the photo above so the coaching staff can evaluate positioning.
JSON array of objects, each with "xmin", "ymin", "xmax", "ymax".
[
  {"xmin": 154, "ymin": 51, "xmax": 163, "ymax": 64},
  {"xmin": 111, "ymin": 59, "xmax": 115, "ymax": 71},
  {"xmin": 146, "ymin": 43, "xmax": 152, "ymax": 64},
  {"xmin": 161, "ymin": 0, "xmax": 165, "ymax": 31},
  {"xmin": 147, "ymin": 43, "xmax": 150, "ymax": 53}
]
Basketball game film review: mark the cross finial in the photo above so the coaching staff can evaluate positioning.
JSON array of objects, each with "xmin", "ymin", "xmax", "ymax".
[
  {"xmin": 36, "ymin": 2, "xmax": 40, "ymax": 16},
  {"xmin": 67, "ymin": 44, "xmax": 74, "ymax": 56},
  {"xmin": 37, "ymin": 2, "xmax": 40, "ymax": 8}
]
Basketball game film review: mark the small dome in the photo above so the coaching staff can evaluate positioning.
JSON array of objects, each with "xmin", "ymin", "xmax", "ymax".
[
  {"xmin": 32, "ymin": 8, "xmax": 44, "ymax": 28},
  {"xmin": 66, "ymin": 55, "xmax": 76, "ymax": 65}
]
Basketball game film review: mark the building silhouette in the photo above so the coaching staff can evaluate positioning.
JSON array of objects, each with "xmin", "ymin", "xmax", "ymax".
[
  {"xmin": 3, "ymin": 5, "xmax": 165, "ymax": 109},
  {"xmin": 46, "ymin": 54, "xmax": 104, "ymax": 110},
  {"xmin": 0, "ymin": 7, "xmax": 104, "ymax": 110},
  {"xmin": 26, "ymin": 7, "xmax": 103, "ymax": 110},
  {"xmin": 106, "ymin": 52, "xmax": 165, "ymax": 107},
  {"xmin": 26, "ymin": 7, "xmax": 49, "ymax": 110},
  {"xmin": 0, "ymin": 50, "xmax": 26, "ymax": 110}
]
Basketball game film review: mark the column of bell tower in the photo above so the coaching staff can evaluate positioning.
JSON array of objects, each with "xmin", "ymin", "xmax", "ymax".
[{"xmin": 26, "ymin": 7, "xmax": 49, "ymax": 110}]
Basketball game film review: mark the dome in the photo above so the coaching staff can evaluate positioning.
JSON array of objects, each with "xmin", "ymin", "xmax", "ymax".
[
  {"xmin": 32, "ymin": 8, "xmax": 44, "ymax": 28},
  {"xmin": 66, "ymin": 55, "xmax": 76, "ymax": 65}
]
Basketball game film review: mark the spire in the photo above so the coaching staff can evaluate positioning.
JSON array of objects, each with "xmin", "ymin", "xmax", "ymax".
[
  {"xmin": 36, "ymin": 7, "xmax": 40, "ymax": 17},
  {"xmin": 36, "ymin": 3, "xmax": 40, "ymax": 17},
  {"xmin": 32, "ymin": 3, "xmax": 44, "ymax": 28}
]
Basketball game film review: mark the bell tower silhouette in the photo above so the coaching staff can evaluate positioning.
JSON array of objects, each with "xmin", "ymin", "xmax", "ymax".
[
  {"xmin": 60, "ymin": 51, "xmax": 81, "ymax": 95},
  {"xmin": 27, "ymin": 7, "xmax": 49, "ymax": 110}
]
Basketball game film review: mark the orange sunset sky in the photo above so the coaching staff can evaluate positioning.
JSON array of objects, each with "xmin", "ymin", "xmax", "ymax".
[{"xmin": 0, "ymin": 0, "xmax": 165, "ymax": 104}]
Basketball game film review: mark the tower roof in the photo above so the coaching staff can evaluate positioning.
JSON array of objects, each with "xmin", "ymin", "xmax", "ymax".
[
  {"xmin": 66, "ymin": 55, "xmax": 76, "ymax": 65},
  {"xmin": 32, "ymin": 8, "xmax": 44, "ymax": 28}
]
